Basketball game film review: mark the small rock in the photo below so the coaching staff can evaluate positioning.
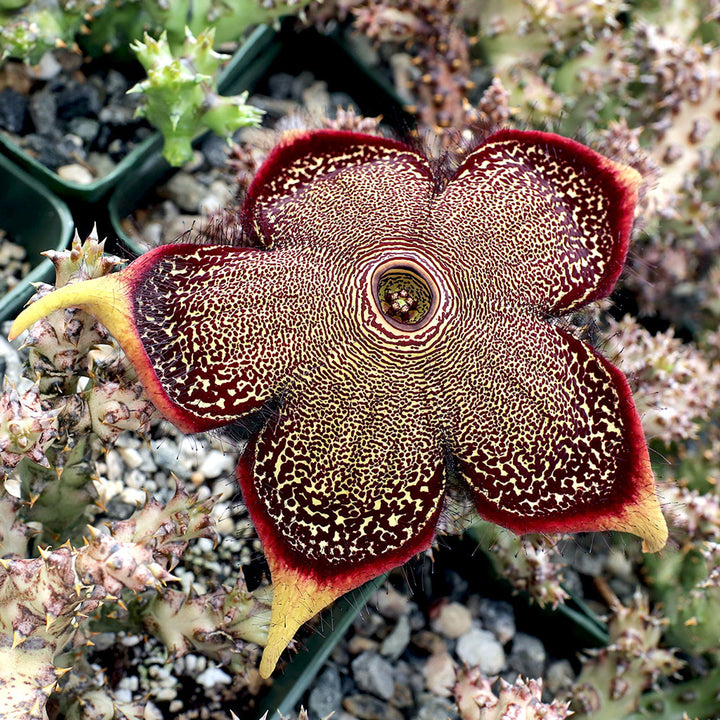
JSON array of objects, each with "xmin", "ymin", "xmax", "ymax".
[
  {"xmin": 373, "ymin": 585, "xmax": 410, "ymax": 619},
  {"xmin": 308, "ymin": 666, "xmax": 342, "ymax": 720},
  {"xmin": 411, "ymin": 630, "xmax": 447, "ymax": 656},
  {"xmin": 32, "ymin": 51, "xmax": 63, "ymax": 80},
  {"xmin": 57, "ymin": 162, "xmax": 95, "ymax": 184},
  {"xmin": 354, "ymin": 611, "xmax": 386, "ymax": 638},
  {"xmin": 352, "ymin": 651, "xmax": 395, "ymax": 700},
  {"xmin": 201, "ymin": 133, "xmax": 231, "ymax": 167},
  {"xmin": 101, "ymin": 450, "xmax": 123, "ymax": 482},
  {"xmin": 28, "ymin": 88, "xmax": 57, "ymax": 135},
  {"xmin": 508, "ymin": 633, "xmax": 546, "ymax": 678},
  {"xmin": 67, "ymin": 116, "xmax": 100, "ymax": 143},
  {"xmin": 422, "ymin": 652, "xmax": 456, "ymax": 697},
  {"xmin": 267, "ymin": 72, "xmax": 296, "ymax": 99},
  {"xmin": 195, "ymin": 666, "xmax": 231, "ymax": 688},
  {"xmin": 57, "ymin": 81, "xmax": 102, "ymax": 120},
  {"xmin": 391, "ymin": 681, "xmax": 414, "ymax": 709},
  {"xmin": 348, "ymin": 636, "xmax": 380, "ymax": 655},
  {"xmin": 98, "ymin": 103, "xmax": 137, "ymax": 126},
  {"xmin": 198, "ymin": 448, "xmax": 235, "ymax": 479},
  {"xmin": 456, "ymin": 628, "xmax": 506, "ymax": 675},
  {"xmin": 413, "ymin": 693, "xmax": 459, "ymax": 720},
  {"xmin": 474, "ymin": 598, "xmax": 516, "ymax": 644},
  {"xmin": 431, "ymin": 602, "xmax": 472, "ymax": 640},
  {"xmin": 117, "ymin": 446, "xmax": 143, "ymax": 469},
  {"xmin": 545, "ymin": 659, "xmax": 575, "ymax": 696},
  {"xmin": 160, "ymin": 172, "xmax": 209, "ymax": 214},
  {"xmin": 343, "ymin": 694, "xmax": 404, "ymax": 720},
  {"xmin": 331, "ymin": 640, "xmax": 351, "ymax": 666},
  {"xmin": 0, "ymin": 89, "xmax": 27, "ymax": 133},
  {"xmin": 380, "ymin": 615, "xmax": 411, "ymax": 660},
  {"xmin": 86, "ymin": 151, "xmax": 116, "ymax": 177},
  {"xmin": 104, "ymin": 69, "xmax": 131, "ymax": 99}
]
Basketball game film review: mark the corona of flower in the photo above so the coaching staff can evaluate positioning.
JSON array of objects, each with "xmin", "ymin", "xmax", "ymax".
[{"xmin": 9, "ymin": 128, "xmax": 668, "ymax": 677}]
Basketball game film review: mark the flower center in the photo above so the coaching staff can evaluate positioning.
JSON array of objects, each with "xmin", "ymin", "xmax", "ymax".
[{"xmin": 373, "ymin": 263, "xmax": 437, "ymax": 330}]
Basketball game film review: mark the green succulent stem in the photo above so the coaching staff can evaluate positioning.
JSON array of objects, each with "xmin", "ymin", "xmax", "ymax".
[{"xmin": 129, "ymin": 27, "xmax": 264, "ymax": 166}]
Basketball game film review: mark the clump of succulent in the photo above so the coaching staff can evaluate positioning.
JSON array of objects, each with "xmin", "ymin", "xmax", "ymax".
[
  {"xmin": 0, "ymin": 0, "xmax": 106, "ymax": 63},
  {"xmin": 568, "ymin": 591, "xmax": 683, "ymax": 719},
  {"xmin": 447, "ymin": 590, "xmax": 720, "ymax": 720},
  {"xmin": 643, "ymin": 481, "xmax": 720, "ymax": 656},
  {"xmin": 129, "ymin": 27, "xmax": 264, "ymax": 166},
  {"xmin": 0, "ymin": 484, "xmax": 213, "ymax": 720},
  {"xmin": 601, "ymin": 315, "xmax": 720, "ymax": 447},
  {"xmin": 11, "ymin": 126, "xmax": 668, "ymax": 679},
  {"xmin": 3, "ymin": 229, "xmax": 273, "ymax": 719},
  {"xmin": 454, "ymin": 671, "xmax": 571, "ymax": 720},
  {"xmin": 337, "ymin": 0, "xmax": 477, "ymax": 137},
  {"xmin": 466, "ymin": 521, "xmax": 569, "ymax": 609}
]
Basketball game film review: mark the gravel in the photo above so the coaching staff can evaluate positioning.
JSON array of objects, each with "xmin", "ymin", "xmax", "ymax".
[
  {"xmin": 308, "ymin": 666, "xmax": 343, "ymax": 719},
  {"xmin": 352, "ymin": 652, "xmax": 396, "ymax": 701},
  {"xmin": 1, "ymin": 49, "xmax": 151, "ymax": 179},
  {"xmin": 456, "ymin": 628, "xmax": 506, "ymax": 674},
  {"xmin": 508, "ymin": 633, "xmax": 547, "ymax": 678}
]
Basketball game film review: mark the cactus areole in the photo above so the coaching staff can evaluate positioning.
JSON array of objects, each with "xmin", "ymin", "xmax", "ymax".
[{"xmin": 10, "ymin": 128, "xmax": 668, "ymax": 677}]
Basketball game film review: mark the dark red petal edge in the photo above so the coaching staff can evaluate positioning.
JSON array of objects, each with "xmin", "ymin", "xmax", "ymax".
[{"xmin": 456, "ymin": 128, "xmax": 641, "ymax": 309}]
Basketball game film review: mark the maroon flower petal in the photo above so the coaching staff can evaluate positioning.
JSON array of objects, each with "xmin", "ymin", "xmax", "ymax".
[
  {"xmin": 243, "ymin": 129, "xmax": 434, "ymax": 250},
  {"xmin": 450, "ymin": 313, "xmax": 665, "ymax": 549},
  {"xmin": 236, "ymin": 374, "xmax": 446, "ymax": 677},
  {"xmin": 433, "ymin": 129, "xmax": 641, "ymax": 314}
]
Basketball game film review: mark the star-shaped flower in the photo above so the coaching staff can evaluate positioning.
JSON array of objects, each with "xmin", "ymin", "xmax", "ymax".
[{"xmin": 10, "ymin": 128, "xmax": 668, "ymax": 677}]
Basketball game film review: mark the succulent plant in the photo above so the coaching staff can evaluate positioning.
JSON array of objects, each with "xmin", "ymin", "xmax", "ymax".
[
  {"xmin": 0, "ymin": 485, "xmax": 209, "ymax": 720},
  {"xmin": 568, "ymin": 592, "xmax": 683, "ymax": 720},
  {"xmin": 3, "ymin": 230, "xmax": 274, "ymax": 718},
  {"xmin": 0, "ymin": 0, "xmax": 106, "ymax": 63},
  {"xmin": 454, "ymin": 671, "xmax": 571, "ymax": 720},
  {"xmin": 0, "ymin": 0, "xmax": 319, "ymax": 62},
  {"xmin": 129, "ymin": 27, "xmax": 264, "ymax": 166}
]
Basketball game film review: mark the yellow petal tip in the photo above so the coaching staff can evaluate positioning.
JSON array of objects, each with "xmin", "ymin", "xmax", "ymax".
[
  {"xmin": 601, "ymin": 487, "xmax": 668, "ymax": 554},
  {"xmin": 8, "ymin": 274, "xmax": 132, "ymax": 343},
  {"xmin": 259, "ymin": 568, "xmax": 343, "ymax": 679}
]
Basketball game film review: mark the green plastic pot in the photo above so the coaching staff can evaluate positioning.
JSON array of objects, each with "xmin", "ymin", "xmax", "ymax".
[
  {"xmin": 0, "ymin": 153, "xmax": 74, "ymax": 323},
  {"xmin": 0, "ymin": 25, "xmax": 280, "ymax": 205},
  {"xmin": 109, "ymin": 25, "xmax": 413, "ymax": 256}
]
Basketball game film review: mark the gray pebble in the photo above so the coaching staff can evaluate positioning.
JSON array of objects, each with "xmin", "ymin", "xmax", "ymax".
[
  {"xmin": 308, "ymin": 666, "xmax": 342, "ymax": 720},
  {"xmin": 198, "ymin": 449, "xmax": 235, "ymax": 479},
  {"xmin": 67, "ymin": 116, "xmax": 100, "ymax": 143},
  {"xmin": 343, "ymin": 694, "xmax": 404, "ymax": 720},
  {"xmin": 160, "ymin": 173, "xmax": 209, "ymax": 214},
  {"xmin": 29, "ymin": 87, "xmax": 57, "ymax": 134},
  {"xmin": 0, "ymin": 89, "xmax": 27, "ymax": 133},
  {"xmin": 200, "ymin": 133, "xmax": 231, "ymax": 168},
  {"xmin": 508, "ymin": 633, "xmax": 546, "ymax": 677},
  {"xmin": 545, "ymin": 659, "xmax": 575, "ymax": 695},
  {"xmin": 475, "ymin": 598, "xmax": 516, "ymax": 644},
  {"xmin": 380, "ymin": 615, "xmax": 411, "ymax": 661},
  {"xmin": 351, "ymin": 651, "xmax": 395, "ymax": 701},
  {"xmin": 456, "ymin": 628, "xmax": 506, "ymax": 675},
  {"xmin": 413, "ymin": 693, "xmax": 458, "ymax": 720}
]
